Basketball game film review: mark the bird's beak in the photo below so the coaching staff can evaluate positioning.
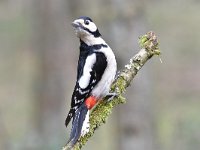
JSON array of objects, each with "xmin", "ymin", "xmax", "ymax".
[{"xmin": 71, "ymin": 20, "xmax": 80, "ymax": 28}]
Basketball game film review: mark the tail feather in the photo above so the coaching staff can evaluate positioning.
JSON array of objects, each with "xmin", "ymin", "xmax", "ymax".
[
  {"xmin": 65, "ymin": 109, "xmax": 75, "ymax": 127},
  {"xmin": 67, "ymin": 104, "xmax": 89, "ymax": 147}
]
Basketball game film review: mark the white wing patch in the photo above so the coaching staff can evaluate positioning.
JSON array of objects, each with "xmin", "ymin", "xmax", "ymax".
[{"xmin": 78, "ymin": 54, "xmax": 96, "ymax": 89}]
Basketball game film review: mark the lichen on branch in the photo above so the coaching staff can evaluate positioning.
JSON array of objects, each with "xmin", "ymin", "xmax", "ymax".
[{"xmin": 63, "ymin": 31, "xmax": 160, "ymax": 150}]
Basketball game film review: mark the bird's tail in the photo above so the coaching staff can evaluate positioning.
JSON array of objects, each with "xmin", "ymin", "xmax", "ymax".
[
  {"xmin": 67, "ymin": 104, "xmax": 89, "ymax": 148},
  {"xmin": 65, "ymin": 108, "xmax": 75, "ymax": 128}
]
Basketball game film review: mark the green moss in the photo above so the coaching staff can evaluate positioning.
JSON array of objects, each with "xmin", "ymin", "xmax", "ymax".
[{"xmin": 139, "ymin": 31, "xmax": 161, "ymax": 56}]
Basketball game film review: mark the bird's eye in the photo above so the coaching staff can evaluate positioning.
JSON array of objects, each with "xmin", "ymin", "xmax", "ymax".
[{"xmin": 84, "ymin": 20, "xmax": 90, "ymax": 25}]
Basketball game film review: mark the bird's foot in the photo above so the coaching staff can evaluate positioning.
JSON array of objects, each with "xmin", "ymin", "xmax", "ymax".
[{"xmin": 106, "ymin": 92, "xmax": 118, "ymax": 102}]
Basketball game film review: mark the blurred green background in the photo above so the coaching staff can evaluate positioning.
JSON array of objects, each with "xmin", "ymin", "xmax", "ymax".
[{"xmin": 0, "ymin": 0, "xmax": 200, "ymax": 150}]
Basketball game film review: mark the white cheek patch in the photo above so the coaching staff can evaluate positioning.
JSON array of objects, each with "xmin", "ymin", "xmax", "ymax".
[
  {"xmin": 79, "ymin": 54, "xmax": 96, "ymax": 89},
  {"xmin": 87, "ymin": 22, "xmax": 97, "ymax": 32}
]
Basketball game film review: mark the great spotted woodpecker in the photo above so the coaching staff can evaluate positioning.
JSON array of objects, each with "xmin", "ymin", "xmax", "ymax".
[{"xmin": 65, "ymin": 16, "xmax": 117, "ymax": 147}]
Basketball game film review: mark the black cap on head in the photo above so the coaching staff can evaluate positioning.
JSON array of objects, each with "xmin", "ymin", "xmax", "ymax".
[{"xmin": 78, "ymin": 16, "xmax": 93, "ymax": 22}]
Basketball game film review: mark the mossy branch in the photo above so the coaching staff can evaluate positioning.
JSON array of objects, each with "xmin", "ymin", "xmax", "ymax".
[{"xmin": 63, "ymin": 31, "xmax": 160, "ymax": 150}]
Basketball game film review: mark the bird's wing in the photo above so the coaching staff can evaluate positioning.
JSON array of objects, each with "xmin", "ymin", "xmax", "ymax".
[{"xmin": 65, "ymin": 52, "xmax": 107, "ymax": 127}]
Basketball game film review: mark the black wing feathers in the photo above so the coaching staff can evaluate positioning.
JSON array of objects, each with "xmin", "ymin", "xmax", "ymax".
[{"xmin": 92, "ymin": 52, "xmax": 107, "ymax": 83}]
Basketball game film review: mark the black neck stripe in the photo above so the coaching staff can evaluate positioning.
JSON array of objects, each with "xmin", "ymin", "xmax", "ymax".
[
  {"xmin": 80, "ymin": 40, "xmax": 107, "ymax": 51},
  {"xmin": 83, "ymin": 27, "xmax": 101, "ymax": 37},
  {"xmin": 92, "ymin": 44, "xmax": 107, "ymax": 50}
]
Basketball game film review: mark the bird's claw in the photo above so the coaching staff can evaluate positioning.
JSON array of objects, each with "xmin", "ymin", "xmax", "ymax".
[{"xmin": 106, "ymin": 92, "xmax": 118, "ymax": 102}]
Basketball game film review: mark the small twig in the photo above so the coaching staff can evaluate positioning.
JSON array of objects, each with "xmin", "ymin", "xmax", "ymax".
[{"xmin": 62, "ymin": 31, "xmax": 160, "ymax": 150}]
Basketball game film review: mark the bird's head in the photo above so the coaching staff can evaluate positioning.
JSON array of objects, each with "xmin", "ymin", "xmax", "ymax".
[{"xmin": 71, "ymin": 16, "xmax": 101, "ymax": 39}]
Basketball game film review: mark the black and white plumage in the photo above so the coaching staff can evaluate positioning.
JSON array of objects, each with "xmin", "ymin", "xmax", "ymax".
[{"xmin": 65, "ymin": 16, "xmax": 117, "ymax": 147}]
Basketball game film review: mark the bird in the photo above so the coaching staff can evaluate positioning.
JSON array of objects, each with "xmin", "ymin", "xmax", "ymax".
[{"xmin": 65, "ymin": 16, "xmax": 117, "ymax": 148}]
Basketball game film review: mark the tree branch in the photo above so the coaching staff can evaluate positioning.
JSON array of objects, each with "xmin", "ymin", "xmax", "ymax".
[{"xmin": 62, "ymin": 31, "xmax": 161, "ymax": 150}]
